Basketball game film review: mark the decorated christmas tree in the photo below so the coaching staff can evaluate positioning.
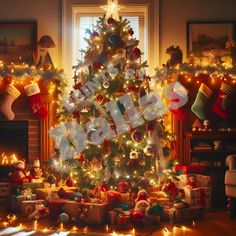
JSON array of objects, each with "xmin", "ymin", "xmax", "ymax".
[{"xmin": 48, "ymin": 0, "xmax": 177, "ymax": 196}]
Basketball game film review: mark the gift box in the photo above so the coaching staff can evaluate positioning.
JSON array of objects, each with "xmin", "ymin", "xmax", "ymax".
[
  {"xmin": 178, "ymin": 174, "xmax": 212, "ymax": 188},
  {"xmin": 101, "ymin": 190, "xmax": 121, "ymax": 206},
  {"xmin": 48, "ymin": 198, "xmax": 67, "ymax": 219},
  {"xmin": 116, "ymin": 214, "xmax": 132, "ymax": 229},
  {"xmin": 6, "ymin": 194, "xmax": 36, "ymax": 212},
  {"xmin": 63, "ymin": 200, "xmax": 108, "ymax": 225},
  {"xmin": 162, "ymin": 206, "xmax": 204, "ymax": 222},
  {"xmin": 0, "ymin": 182, "xmax": 11, "ymax": 197},
  {"xmin": 182, "ymin": 187, "xmax": 211, "ymax": 210},
  {"xmin": 20, "ymin": 199, "xmax": 45, "ymax": 216}
]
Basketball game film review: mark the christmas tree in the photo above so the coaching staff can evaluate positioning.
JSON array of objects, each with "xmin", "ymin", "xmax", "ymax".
[{"xmin": 48, "ymin": 0, "xmax": 176, "ymax": 195}]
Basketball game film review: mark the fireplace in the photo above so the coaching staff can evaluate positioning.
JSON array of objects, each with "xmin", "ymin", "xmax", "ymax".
[{"xmin": 0, "ymin": 121, "xmax": 29, "ymax": 162}]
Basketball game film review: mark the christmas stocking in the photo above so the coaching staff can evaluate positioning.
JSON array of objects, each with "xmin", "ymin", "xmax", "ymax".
[
  {"xmin": 191, "ymin": 83, "xmax": 212, "ymax": 120},
  {"xmin": 24, "ymin": 83, "xmax": 48, "ymax": 119},
  {"xmin": 0, "ymin": 84, "xmax": 20, "ymax": 120},
  {"xmin": 213, "ymin": 82, "xmax": 233, "ymax": 120}
]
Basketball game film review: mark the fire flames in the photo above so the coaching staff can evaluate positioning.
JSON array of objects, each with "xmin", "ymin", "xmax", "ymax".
[{"xmin": 0, "ymin": 153, "xmax": 18, "ymax": 165}]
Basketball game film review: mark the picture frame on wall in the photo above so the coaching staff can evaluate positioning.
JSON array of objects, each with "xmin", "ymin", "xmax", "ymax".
[
  {"xmin": 186, "ymin": 21, "xmax": 236, "ymax": 57},
  {"xmin": 0, "ymin": 21, "xmax": 37, "ymax": 65}
]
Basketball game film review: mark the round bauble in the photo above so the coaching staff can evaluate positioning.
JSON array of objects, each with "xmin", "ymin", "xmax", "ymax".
[
  {"xmin": 127, "ymin": 28, "xmax": 134, "ymax": 36},
  {"xmin": 144, "ymin": 145, "xmax": 154, "ymax": 156},
  {"xmin": 47, "ymin": 175, "xmax": 56, "ymax": 184},
  {"xmin": 66, "ymin": 177, "xmax": 74, "ymax": 187},
  {"xmin": 109, "ymin": 34, "xmax": 121, "ymax": 47},
  {"xmin": 103, "ymin": 81, "xmax": 110, "ymax": 88},
  {"xmin": 92, "ymin": 31, "xmax": 99, "ymax": 38},
  {"xmin": 70, "ymin": 192, "xmax": 82, "ymax": 201},
  {"xmin": 58, "ymin": 188, "xmax": 66, "ymax": 199},
  {"xmin": 131, "ymin": 130, "xmax": 144, "ymax": 143},
  {"xmin": 4, "ymin": 75, "xmax": 13, "ymax": 84},
  {"xmin": 58, "ymin": 213, "xmax": 70, "ymax": 224},
  {"xmin": 162, "ymin": 146, "xmax": 171, "ymax": 157},
  {"xmin": 92, "ymin": 62, "xmax": 102, "ymax": 71},
  {"xmin": 96, "ymin": 94, "xmax": 104, "ymax": 103},
  {"xmin": 107, "ymin": 17, "xmax": 115, "ymax": 25},
  {"xmin": 132, "ymin": 48, "xmax": 141, "ymax": 60}
]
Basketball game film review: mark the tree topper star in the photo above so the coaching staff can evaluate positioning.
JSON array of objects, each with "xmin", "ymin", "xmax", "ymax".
[{"xmin": 100, "ymin": 0, "xmax": 125, "ymax": 21}]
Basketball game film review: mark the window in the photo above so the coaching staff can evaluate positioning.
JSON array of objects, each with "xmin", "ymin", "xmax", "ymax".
[
  {"xmin": 73, "ymin": 9, "xmax": 147, "ymax": 66},
  {"xmin": 62, "ymin": 1, "xmax": 159, "ymax": 77}
]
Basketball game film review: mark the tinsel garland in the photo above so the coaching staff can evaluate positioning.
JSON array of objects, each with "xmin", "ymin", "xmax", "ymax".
[{"xmin": 154, "ymin": 63, "xmax": 236, "ymax": 80}]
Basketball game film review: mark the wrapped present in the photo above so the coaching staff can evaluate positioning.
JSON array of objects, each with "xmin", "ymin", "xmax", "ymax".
[
  {"xmin": 183, "ymin": 187, "xmax": 211, "ymax": 210},
  {"xmin": 63, "ymin": 200, "xmax": 108, "ymax": 225},
  {"xmin": 101, "ymin": 190, "xmax": 121, "ymax": 206},
  {"xmin": 178, "ymin": 174, "xmax": 212, "ymax": 188},
  {"xmin": 20, "ymin": 199, "xmax": 45, "ymax": 216},
  {"xmin": 6, "ymin": 194, "xmax": 36, "ymax": 212},
  {"xmin": 163, "ymin": 206, "xmax": 204, "ymax": 222},
  {"xmin": 107, "ymin": 210, "xmax": 117, "ymax": 225},
  {"xmin": 48, "ymin": 198, "xmax": 67, "ymax": 219},
  {"xmin": 0, "ymin": 182, "xmax": 11, "ymax": 197}
]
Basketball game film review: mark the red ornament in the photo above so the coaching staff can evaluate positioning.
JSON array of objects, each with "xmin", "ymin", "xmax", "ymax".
[
  {"xmin": 127, "ymin": 28, "xmax": 134, "ymax": 36},
  {"xmin": 92, "ymin": 31, "xmax": 99, "ymax": 38},
  {"xmin": 74, "ymin": 82, "xmax": 82, "ymax": 90},
  {"xmin": 73, "ymin": 110, "xmax": 80, "ymax": 119},
  {"xmin": 132, "ymin": 48, "xmax": 141, "ymax": 60},
  {"xmin": 4, "ymin": 75, "xmax": 13, "ymax": 85},
  {"xmin": 131, "ymin": 130, "xmax": 144, "ymax": 142},
  {"xmin": 107, "ymin": 17, "xmax": 115, "ymax": 25},
  {"xmin": 146, "ymin": 122, "xmax": 155, "ymax": 131},
  {"xmin": 66, "ymin": 177, "xmax": 74, "ymax": 187},
  {"xmin": 132, "ymin": 211, "xmax": 144, "ymax": 224},
  {"xmin": 96, "ymin": 94, "xmax": 104, "ymax": 103},
  {"xmin": 92, "ymin": 62, "xmax": 102, "ymax": 71},
  {"xmin": 117, "ymin": 181, "xmax": 129, "ymax": 193}
]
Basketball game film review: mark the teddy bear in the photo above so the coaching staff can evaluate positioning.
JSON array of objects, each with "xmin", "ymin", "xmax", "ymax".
[
  {"xmin": 28, "ymin": 202, "xmax": 49, "ymax": 220},
  {"xmin": 11, "ymin": 159, "xmax": 32, "ymax": 183},
  {"xmin": 31, "ymin": 159, "xmax": 43, "ymax": 181}
]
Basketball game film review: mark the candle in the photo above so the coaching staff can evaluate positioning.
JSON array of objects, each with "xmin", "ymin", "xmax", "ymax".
[
  {"xmin": 192, "ymin": 220, "xmax": 195, "ymax": 226},
  {"xmin": 132, "ymin": 228, "xmax": 136, "ymax": 236},
  {"xmin": 105, "ymin": 224, "xmax": 109, "ymax": 233},
  {"xmin": 34, "ymin": 220, "xmax": 37, "ymax": 231},
  {"xmin": 2, "ymin": 221, "xmax": 9, "ymax": 228},
  {"xmin": 72, "ymin": 226, "xmax": 78, "ymax": 231},
  {"xmin": 83, "ymin": 226, "xmax": 88, "ymax": 234},
  {"xmin": 60, "ymin": 223, "xmax": 64, "ymax": 231}
]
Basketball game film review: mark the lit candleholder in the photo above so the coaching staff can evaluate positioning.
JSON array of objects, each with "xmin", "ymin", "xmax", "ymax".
[
  {"xmin": 7, "ymin": 214, "xmax": 17, "ymax": 224},
  {"xmin": 192, "ymin": 220, "xmax": 195, "ymax": 226},
  {"xmin": 2, "ymin": 221, "xmax": 9, "ymax": 228}
]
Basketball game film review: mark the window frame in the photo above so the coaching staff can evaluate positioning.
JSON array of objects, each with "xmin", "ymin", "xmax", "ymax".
[{"xmin": 62, "ymin": 0, "xmax": 159, "ymax": 77}]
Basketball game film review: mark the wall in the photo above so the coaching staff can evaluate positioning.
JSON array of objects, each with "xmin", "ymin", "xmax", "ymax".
[
  {"xmin": 159, "ymin": 0, "xmax": 236, "ymax": 65},
  {"xmin": 0, "ymin": 0, "xmax": 61, "ymax": 67},
  {"xmin": 0, "ymin": 0, "xmax": 236, "ymax": 69}
]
